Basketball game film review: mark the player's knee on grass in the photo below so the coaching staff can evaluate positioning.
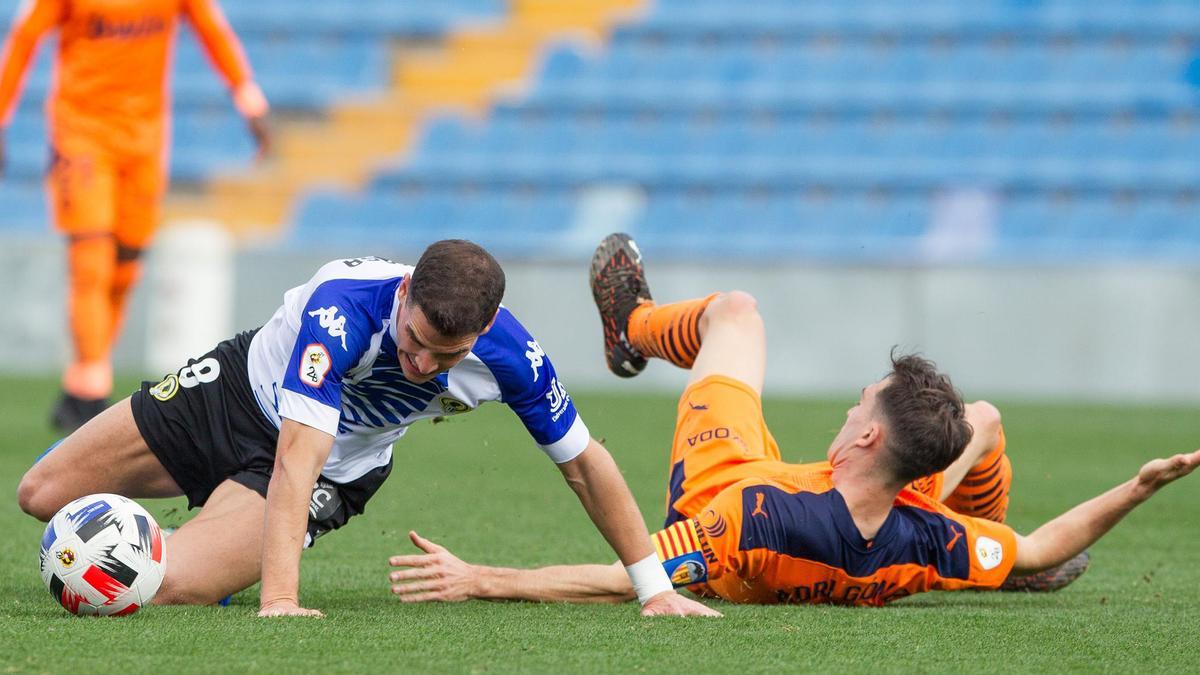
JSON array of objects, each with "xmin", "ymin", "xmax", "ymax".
[
  {"xmin": 16, "ymin": 466, "xmax": 62, "ymax": 521},
  {"xmin": 700, "ymin": 290, "xmax": 760, "ymax": 336}
]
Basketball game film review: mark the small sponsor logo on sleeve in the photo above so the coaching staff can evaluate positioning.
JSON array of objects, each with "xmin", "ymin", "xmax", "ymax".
[
  {"xmin": 545, "ymin": 377, "xmax": 571, "ymax": 422},
  {"xmin": 301, "ymin": 343, "xmax": 332, "ymax": 387},
  {"xmin": 975, "ymin": 535, "xmax": 1004, "ymax": 570}
]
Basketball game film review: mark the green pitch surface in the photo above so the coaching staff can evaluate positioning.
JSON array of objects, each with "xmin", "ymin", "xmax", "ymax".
[{"xmin": 1, "ymin": 376, "xmax": 1197, "ymax": 673}]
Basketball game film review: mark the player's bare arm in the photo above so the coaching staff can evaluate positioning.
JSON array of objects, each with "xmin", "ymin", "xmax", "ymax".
[
  {"xmin": 390, "ymin": 531, "xmax": 634, "ymax": 604},
  {"xmin": 1013, "ymin": 448, "xmax": 1200, "ymax": 574},
  {"xmin": 556, "ymin": 438, "xmax": 721, "ymax": 617},
  {"xmin": 257, "ymin": 419, "xmax": 334, "ymax": 618}
]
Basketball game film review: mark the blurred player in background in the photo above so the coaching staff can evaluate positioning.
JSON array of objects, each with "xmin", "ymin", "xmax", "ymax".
[
  {"xmin": 0, "ymin": 0, "xmax": 270, "ymax": 431},
  {"xmin": 386, "ymin": 233, "xmax": 1199, "ymax": 607}
]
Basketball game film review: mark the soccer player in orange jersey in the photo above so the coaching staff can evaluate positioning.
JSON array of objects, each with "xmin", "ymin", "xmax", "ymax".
[
  {"xmin": 0, "ymin": 0, "xmax": 269, "ymax": 430},
  {"xmin": 386, "ymin": 233, "xmax": 1200, "ymax": 607}
]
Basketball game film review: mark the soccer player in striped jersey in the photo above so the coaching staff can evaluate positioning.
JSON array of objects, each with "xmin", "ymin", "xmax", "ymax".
[
  {"xmin": 386, "ymin": 233, "xmax": 1200, "ymax": 607},
  {"xmin": 0, "ymin": 0, "xmax": 270, "ymax": 431},
  {"xmin": 18, "ymin": 241, "xmax": 718, "ymax": 618}
]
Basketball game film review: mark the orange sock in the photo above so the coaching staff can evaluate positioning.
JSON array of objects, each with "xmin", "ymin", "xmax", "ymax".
[
  {"xmin": 108, "ymin": 253, "xmax": 143, "ymax": 346},
  {"xmin": 944, "ymin": 427, "xmax": 1012, "ymax": 523},
  {"xmin": 627, "ymin": 294, "xmax": 717, "ymax": 369},
  {"xmin": 65, "ymin": 236, "xmax": 116, "ymax": 398}
]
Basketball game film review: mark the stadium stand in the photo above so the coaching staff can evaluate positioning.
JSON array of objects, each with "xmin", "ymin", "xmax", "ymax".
[
  {"xmin": 1, "ymin": 1, "xmax": 1196, "ymax": 261},
  {"xmin": 293, "ymin": 0, "xmax": 1200, "ymax": 262}
]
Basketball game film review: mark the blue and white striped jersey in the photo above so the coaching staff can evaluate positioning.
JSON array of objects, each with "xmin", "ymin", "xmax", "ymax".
[{"xmin": 246, "ymin": 257, "xmax": 589, "ymax": 483}]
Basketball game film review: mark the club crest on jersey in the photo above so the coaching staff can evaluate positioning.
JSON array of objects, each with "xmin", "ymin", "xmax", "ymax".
[
  {"xmin": 438, "ymin": 396, "xmax": 471, "ymax": 415},
  {"xmin": 308, "ymin": 306, "xmax": 348, "ymax": 350},
  {"xmin": 525, "ymin": 340, "xmax": 545, "ymax": 382},
  {"xmin": 301, "ymin": 344, "xmax": 332, "ymax": 387},
  {"xmin": 148, "ymin": 373, "xmax": 179, "ymax": 402}
]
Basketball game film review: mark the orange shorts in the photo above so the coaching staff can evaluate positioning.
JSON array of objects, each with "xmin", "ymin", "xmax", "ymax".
[
  {"xmin": 46, "ymin": 134, "xmax": 166, "ymax": 249},
  {"xmin": 664, "ymin": 375, "xmax": 797, "ymax": 525},
  {"xmin": 663, "ymin": 375, "xmax": 945, "ymax": 526}
]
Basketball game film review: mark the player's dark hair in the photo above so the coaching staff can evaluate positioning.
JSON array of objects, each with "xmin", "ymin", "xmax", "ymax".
[
  {"xmin": 876, "ymin": 350, "xmax": 973, "ymax": 486},
  {"xmin": 409, "ymin": 240, "xmax": 505, "ymax": 337}
]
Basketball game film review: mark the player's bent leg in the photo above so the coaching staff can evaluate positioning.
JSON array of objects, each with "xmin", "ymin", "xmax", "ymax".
[
  {"xmin": 937, "ymin": 401, "xmax": 1003, "ymax": 501},
  {"xmin": 17, "ymin": 397, "xmax": 182, "ymax": 521},
  {"xmin": 943, "ymin": 401, "xmax": 1011, "ymax": 522},
  {"xmin": 154, "ymin": 479, "xmax": 266, "ymax": 605},
  {"xmin": 687, "ymin": 291, "xmax": 766, "ymax": 394}
]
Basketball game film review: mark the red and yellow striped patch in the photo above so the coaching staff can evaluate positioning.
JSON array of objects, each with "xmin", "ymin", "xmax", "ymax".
[{"xmin": 653, "ymin": 518, "xmax": 703, "ymax": 561}]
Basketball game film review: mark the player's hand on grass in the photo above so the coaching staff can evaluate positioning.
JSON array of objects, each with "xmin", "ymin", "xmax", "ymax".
[
  {"xmin": 1134, "ymin": 448, "xmax": 1200, "ymax": 499},
  {"xmin": 640, "ymin": 590, "xmax": 722, "ymax": 618},
  {"xmin": 389, "ymin": 530, "xmax": 477, "ymax": 602},
  {"xmin": 257, "ymin": 600, "xmax": 324, "ymax": 618}
]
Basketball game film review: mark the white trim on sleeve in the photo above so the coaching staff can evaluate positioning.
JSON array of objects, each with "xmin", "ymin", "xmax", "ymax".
[
  {"xmin": 278, "ymin": 389, "xmax": 340, "ymax": 438},
  {"xmin": 540, "ymin": 415, "xmax": 590, "ymax": 464}
]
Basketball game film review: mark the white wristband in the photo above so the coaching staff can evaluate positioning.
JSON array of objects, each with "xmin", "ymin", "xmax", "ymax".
[{"xmin": 625, "ymin": 553, "xmax": 673, "ymax": 605}]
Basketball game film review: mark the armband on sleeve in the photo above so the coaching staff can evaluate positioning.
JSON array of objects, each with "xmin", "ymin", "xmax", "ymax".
[{"xmin": 652, "ymin": 519, "xmax": 713, "ymax": 588}]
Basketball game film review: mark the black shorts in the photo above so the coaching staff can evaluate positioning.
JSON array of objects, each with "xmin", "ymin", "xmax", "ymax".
[{"xmin": 130, "ymin": 329, "xmax": 392, "ymax": 547}]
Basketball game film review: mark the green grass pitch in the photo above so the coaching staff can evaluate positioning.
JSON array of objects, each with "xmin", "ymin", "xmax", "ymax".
[{"xmin": 0, "ymin": 375, "xmax": 1197, "ymax": 673}]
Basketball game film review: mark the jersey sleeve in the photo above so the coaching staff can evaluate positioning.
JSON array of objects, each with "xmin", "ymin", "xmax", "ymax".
[
  {"xmin": 277, "ymin": 281, "xmax": 374, "ymax": 437},
  {"xmin": 652, "ymin": 480, "xmax": 759, "ymax": 592},
  {"xmin": 933, "ymin": 510, "xmax": 1019, "ymax": 590},
  {"xmin": 473, "ymin": 309, "xmax": 590, "ymax": 463},
  {"xmin": 652, "ymin": 518, "xmax": 718, "ymax": 589},
  {"xmin": 0, "ymin": 0, "xmax": 64, "ymax": 126}
]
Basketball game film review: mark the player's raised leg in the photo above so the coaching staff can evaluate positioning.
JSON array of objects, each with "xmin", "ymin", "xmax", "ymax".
[
  {"xmin": 17, "ymin": 397, "xmax": 182, "ymax": 521},
  {"xmin": 153, "ymin": 479, "xmax": 267, "ymax": 605},
  {"xmin": 591, "ymin": 233, "xmax": 777, "ymax": 525}
]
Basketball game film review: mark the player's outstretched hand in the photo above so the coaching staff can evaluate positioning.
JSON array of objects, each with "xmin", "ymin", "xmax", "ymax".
[
  {"xmin": 257, "ymin": 600, "xmax": 325, "ymax": 618},
  {"xmin": 389, "ymin": 530, "xmax": 476, "ymax": 602},
  {"xmin": 1135, "ymin": 448, "xmax": 1200, "ymax": 498},
  {"xmin": 640, "ymin": 590, "xmax": 722, "ymax": 618}
]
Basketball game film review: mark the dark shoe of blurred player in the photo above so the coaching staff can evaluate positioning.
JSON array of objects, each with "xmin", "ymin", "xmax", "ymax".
[{"xmin": 50, "ymin": 391, "xmax": 109, "ymax": 433}]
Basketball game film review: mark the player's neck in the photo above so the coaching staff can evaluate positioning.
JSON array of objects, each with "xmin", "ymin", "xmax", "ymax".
[{"xmin": 832, "ymin": 464, "xmax": 899, "ymax": 541}]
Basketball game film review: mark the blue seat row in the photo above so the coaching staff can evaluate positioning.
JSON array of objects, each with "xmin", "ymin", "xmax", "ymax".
[
  {"xmin": 290, "ymin": 186, "xmax": 1200, "ymax": 261},
  {"xmin": 639, "ymin": 1, "xmax": 1200, "ymax": 37}
]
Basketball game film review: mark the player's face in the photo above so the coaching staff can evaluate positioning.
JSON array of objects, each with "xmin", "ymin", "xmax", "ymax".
[
  {"xmin": 394, "ymin": 285, "xmax": 483, "ymax": 383},
  {"xmin": 827, "ymin": 378, "xmax": 887, "ymax": 464}
]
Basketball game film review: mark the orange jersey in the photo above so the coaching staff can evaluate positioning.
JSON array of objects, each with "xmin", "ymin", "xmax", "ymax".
[
  {"xmin": 653, "ymin": 462, "xmax": 1018, "ymax": 606},
  {"xmin": 0, "ymin": 0, "xmax": 255, "ymax": 154}
]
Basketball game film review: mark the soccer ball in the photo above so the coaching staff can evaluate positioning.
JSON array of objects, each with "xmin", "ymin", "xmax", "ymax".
[{"xmin": 39, "ymin": 493, "xmax": 166, "ymax": 616}]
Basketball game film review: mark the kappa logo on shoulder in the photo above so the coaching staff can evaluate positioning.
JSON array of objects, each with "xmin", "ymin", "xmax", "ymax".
[
  {"xmin": 308, "ymin": 306, "xmax": 348, "ymax": 350},
  {"xmin": 525, "ymin": 340, "xmax": 545, "ymax": 382}
]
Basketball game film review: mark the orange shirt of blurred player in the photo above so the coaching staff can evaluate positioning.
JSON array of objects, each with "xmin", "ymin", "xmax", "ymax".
[{"xmin": 0, "ymin": 0, "xmax": 261, "ymax": 156}]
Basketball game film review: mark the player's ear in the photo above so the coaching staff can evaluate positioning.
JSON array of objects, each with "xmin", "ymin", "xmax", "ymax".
[
  {"xmin": 397, "ymin": 276, "xmax": 410, "ymax": 303},
  {"xmin": 859, "ymin": 422, "xmax": 882, "ymax": 449}
]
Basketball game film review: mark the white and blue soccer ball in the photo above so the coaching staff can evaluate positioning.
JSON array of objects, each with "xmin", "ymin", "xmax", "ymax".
[{"xmin": 39, "ymin": 493, "xmax": 166, "ymax": 616}]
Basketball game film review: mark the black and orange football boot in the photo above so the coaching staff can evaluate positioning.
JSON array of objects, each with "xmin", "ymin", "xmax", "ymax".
[{"xmin": 589, "ymin": 232, "xmax": 652, "ymax": 378}]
